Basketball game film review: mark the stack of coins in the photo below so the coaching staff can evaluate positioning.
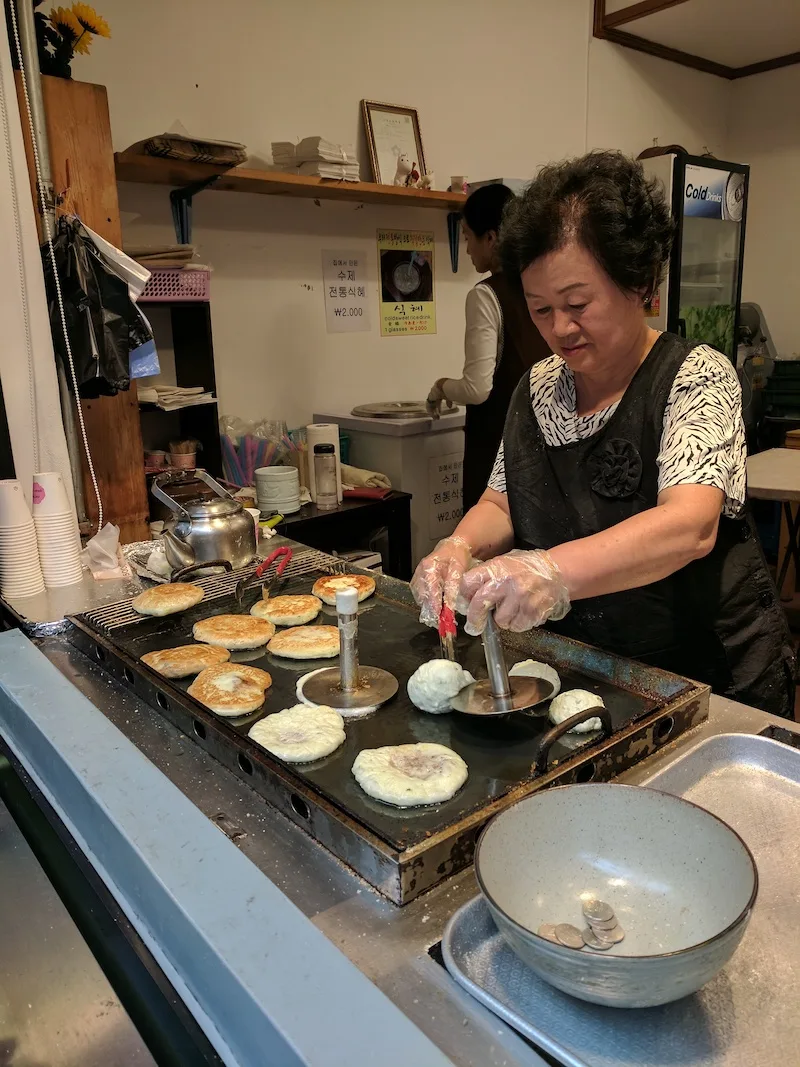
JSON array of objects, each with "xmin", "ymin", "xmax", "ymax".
[
  {"xmin": 536, "ymin": 898, "xmax": 625, "ymax": 952},
  {"xmin": 580, "ymin": 899, "xmax": 625, "ymax": 951}
]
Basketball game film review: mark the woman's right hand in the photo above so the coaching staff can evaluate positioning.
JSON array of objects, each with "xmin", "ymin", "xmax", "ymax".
[{"xmin": 410, "ymin": 534, "xmax": 473, "ymax": 628}]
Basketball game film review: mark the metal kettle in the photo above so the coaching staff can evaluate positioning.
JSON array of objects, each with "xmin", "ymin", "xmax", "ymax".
[{"xmin": 151, "ymin": 469, "xmax": 256, "ymax": 572}]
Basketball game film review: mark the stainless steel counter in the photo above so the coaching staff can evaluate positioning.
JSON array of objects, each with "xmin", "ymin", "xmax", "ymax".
[{"xmin": 29, "ymin": 631, "xmax": 790, "ymax": 1067}]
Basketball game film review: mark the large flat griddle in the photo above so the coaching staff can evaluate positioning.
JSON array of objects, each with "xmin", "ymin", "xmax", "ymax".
[{"xmin": 69, "ymin": 546, "xmax": 710, "ymax": 904}]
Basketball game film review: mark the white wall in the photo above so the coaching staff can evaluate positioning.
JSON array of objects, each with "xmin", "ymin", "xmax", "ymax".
[
  {"xmin": 726, "ymin": 66, "xmax": 800, "ymax": 358},
  {"xmin": 587, "ymin": 39, "xmax": 730, "ymax": 157},
  {"xmin": 78, "ymin": 0, "xmax": 733, "ymax": 425}
]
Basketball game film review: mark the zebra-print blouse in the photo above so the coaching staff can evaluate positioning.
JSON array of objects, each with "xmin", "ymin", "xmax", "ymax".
[{"xmin": 487, "ymin": 343, "xmax": 745, "ymax": 518}]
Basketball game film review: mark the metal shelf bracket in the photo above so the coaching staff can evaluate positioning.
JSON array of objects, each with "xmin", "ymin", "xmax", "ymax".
[
  {"xmin": 169, "ymin": 175, "xmax": 221, "ymax": 244},
  {"xmin": 447, "ymin": 211, "xmax": 460, "ymax": 273}
]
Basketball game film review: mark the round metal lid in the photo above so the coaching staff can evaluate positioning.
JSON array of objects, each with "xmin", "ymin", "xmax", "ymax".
[
  {"xmin": 350, "ymin": 401, "xmax": 428, "ymax": 420},
  {"xmin": 183, "ymin": 496, "xmax": 241, "ymax": 519}
]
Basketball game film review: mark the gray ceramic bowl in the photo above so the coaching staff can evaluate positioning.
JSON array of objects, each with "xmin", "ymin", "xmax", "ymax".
[{"xmin": 475, "ymin": 783, "xmax": 757, "ymax": 1008}]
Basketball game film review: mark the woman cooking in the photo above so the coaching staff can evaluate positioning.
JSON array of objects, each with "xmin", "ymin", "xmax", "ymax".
[
  {"xmin": 413, "ymin": 151, "xmax": 794, "ymax": 718},
  {"xmin": 426, "ymin": 184, "xmax": 550, "ymax": 511}
]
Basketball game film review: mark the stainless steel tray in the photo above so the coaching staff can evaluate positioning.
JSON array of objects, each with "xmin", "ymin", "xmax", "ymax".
[{"xmin": 442, "ymin": 732, "xmax": 800, "ymax": 1067}]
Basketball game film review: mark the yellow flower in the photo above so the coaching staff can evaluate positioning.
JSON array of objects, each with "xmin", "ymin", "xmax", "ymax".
[
  {"xmin": 49, "ymin": 5, "xmax": 83, "ymax": 42},
  {"xmin": 71, "ymin": 2, "xmax": 110, "ymax": 37}
]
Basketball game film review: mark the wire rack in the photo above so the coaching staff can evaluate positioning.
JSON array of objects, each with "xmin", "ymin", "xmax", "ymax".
[{"xmin": 80, "ymin": 548, "xmax": 345, "ymax": 633}]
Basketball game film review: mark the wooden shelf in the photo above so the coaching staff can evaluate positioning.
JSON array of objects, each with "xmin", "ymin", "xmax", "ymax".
[{"xmin": 115, "ymin": 152, "xmax": 466, "ymax": 212}]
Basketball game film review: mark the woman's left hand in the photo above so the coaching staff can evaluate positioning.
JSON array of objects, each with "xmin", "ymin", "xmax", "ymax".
[{"xmin": 457, "ymin": 549, "xmax": 571, "ymax": 636}]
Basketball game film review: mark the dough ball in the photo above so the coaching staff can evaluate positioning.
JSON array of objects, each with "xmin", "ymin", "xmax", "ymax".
[
  {"xmin": 509, "ymin": 659, "xmax": 561, "ymax": 697},
  {"xmin": 407, "ymin": 659, "xmax": 475, "ymax": 714},
  {"xmin": 548, "ymin": 689, "xmax": 605, "ymax": 733}
]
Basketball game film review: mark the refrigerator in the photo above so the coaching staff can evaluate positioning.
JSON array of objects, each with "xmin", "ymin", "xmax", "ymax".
[{"xmin": 641, "ymin": 153, "xmax": 749, "ymax": 362}]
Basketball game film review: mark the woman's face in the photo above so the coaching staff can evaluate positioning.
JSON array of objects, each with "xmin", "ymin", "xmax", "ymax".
[
  {"xmin": 522, "ymin": 242, "xmax": 647, "ymax": 374},
  {"xmin": 463, "ymin": 221, "xmax": 495, "ymax": 274}
]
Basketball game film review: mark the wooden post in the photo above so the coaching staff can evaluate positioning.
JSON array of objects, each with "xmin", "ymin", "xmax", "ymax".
[{"xmin": 16, "ymin": 74, "xmax": 149, "ymax": 542}]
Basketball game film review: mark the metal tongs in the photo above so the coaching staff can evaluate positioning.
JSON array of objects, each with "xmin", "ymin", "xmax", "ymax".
[
  {"xmin": 235, "ymin": 545, "xmax": 293, "ymax": 604},
  {"xmin": 438, "ymin": 604, "xmax": 457, "ymax": 661}
]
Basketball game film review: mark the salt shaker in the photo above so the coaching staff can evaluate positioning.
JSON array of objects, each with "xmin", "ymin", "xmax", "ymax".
[{"xmin": 314, "ymin": 443, "xmax": 338, "ymax": 510}]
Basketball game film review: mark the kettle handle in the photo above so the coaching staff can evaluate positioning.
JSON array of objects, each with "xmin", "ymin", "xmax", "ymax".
[
  {"xmin": 151, "ymin": 472, "xmax": 190, "ymax": 518},
  {"xmin": 194, "ymin": 469, "xmax": 236, "ymax": 501}
]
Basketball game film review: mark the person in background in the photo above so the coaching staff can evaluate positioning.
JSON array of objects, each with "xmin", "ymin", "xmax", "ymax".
[
  {"xmin": 426, "ymin": 184, "xmax": 551, "ymax": 511},
  {"xmin": 414, "ymin": 151, "xmax": 794, "ymax": 718}
]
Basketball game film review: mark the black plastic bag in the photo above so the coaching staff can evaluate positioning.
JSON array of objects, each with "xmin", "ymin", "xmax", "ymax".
[{"xmin": 42, "ymin": 217, "xmax": 151, "ymax": 398}]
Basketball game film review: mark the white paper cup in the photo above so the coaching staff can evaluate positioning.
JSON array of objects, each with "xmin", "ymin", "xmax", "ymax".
[
  {"xmin": 0, "ymin": 481, "xmax": 33, "ymax": 528},
  {"xmin": 32, "ymin": 472, "xmax": 73, "ymax": 518},
  {"xmin": 3, "ymin": 583, "xmax": 45, "ymax": 599}
]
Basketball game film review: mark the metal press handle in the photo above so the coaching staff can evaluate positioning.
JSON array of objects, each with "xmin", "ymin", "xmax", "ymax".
[
  {"xmin": 482, "ymin": 612, "xmax": 511, "ymax": 699},
  {"xmin": 534, "ymin": 706, "xmax": 613, "ymax": 777}
]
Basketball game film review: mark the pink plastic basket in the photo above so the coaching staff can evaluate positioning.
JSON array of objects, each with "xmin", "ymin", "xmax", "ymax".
[{"xmin": 141, "ymin": 269, "xmax": 210, "ymax": 303}]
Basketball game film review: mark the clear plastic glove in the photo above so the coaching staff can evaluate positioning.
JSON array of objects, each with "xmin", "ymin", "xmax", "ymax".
[
  {"xmin": 410, "ymin": 534, "xmax": 474, "ymax": 628},
  {"xmin": 456, "ymin": 549, "xmax": 571, "ymax": 636}
]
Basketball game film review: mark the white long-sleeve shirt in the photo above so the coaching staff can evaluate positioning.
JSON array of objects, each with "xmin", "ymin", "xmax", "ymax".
[{"xmin": 441, "ymin": 284, "xmax": 502, "ymax": 407}]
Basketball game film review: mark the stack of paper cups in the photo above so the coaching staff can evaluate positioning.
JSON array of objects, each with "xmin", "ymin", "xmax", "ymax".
[
  {"xmin": 0, "ymin": 480, "xmax": 45, "ymax": 598},
  {"xmin": 255, "ymin": 466, "xmax": 301, "ymax": 515},
  {"xmin": 32, "ymin": 471, "xmax": 84, "ymax": 588},
  {"xmin": 306, "ymin": 424, "xmax": 342, "ymax": 503}
]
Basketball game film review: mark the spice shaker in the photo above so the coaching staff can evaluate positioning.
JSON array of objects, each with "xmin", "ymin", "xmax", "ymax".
[{"xmin": 314, "ymin": 443, "xmax": 338, "ymax": 511}]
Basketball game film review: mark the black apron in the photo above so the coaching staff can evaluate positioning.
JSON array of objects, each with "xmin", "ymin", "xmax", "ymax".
[
  {"xmin": 502, "ymin": 332, "xmax": 795, "ymax": 718},
  {"xmin": 462, "ymin": 274, "xmax": 550, "ymax": 512}
]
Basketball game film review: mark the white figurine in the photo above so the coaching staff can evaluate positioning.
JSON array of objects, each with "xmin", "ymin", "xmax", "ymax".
[
  {"xmin": 393, "ymin": 153, "xmax": 412, "ymax": 186},
  {"xmin": 419, "ymin": 172, "xmax": 435, "ymax": 190}
]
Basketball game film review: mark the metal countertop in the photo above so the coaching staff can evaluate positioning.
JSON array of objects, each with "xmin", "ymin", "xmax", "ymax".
[{"xmin": 30, "ymin": 632, "xmax": 789, "ymax": 1067}]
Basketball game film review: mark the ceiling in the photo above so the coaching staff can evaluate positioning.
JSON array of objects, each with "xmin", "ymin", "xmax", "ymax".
[{"xmin": 599, "ymin": 0, "xmax": 800, "ymax": 76}]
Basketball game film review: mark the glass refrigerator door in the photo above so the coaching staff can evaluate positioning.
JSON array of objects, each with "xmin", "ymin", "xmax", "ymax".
[{"xmin": 678, "ymin": 163, "xmax": 746, "ymax": 359}]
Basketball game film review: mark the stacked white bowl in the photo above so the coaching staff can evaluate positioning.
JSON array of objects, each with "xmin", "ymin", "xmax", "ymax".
[
  {"xmin": 32, "ymin": 471, "xmax": 84, "ymax": 588},
  {"xmin": 255, "ymin": 465, "xmax": 301, "ymax": 515},
  {"xmin": 0, "ymin": 480, "xmax": 45, "ymax": 598}
]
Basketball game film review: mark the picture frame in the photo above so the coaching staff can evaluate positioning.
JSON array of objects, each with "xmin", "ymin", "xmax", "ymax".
[{"xmin": 361, "ymin": 100, "xmax": 427, "ymax": 187}]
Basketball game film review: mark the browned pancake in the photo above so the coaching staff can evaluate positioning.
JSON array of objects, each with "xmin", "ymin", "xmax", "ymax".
[
  {"xmin": 187, "ymin": 663, "xmax": 272, "ymax": 716},
  {"xmin": 251, "ymin": 594, "xmax": 322, "ymax": 626},
  {"xmin": 267, "ymin": 625, "xmax": 340, "ymax": 660},
  {"xmin": 132, "ymin": 583, "xmax": 204, "ymax": 617},
  {"xmin": 192, "ymin": 614, "xmax": 275, "ymax": 649},
  {"xmin": 311, "ymin": 574, "xmax": 375, "ymax": 606},
  {"xmin": 140, "ymin": 644, "xmax": 230, "ymax": 679}
]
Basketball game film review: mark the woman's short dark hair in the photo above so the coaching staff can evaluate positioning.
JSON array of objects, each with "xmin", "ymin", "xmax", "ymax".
[
  {"xmin": 499, "ymin": 151, "xmax": 674, "ymax": 299},
  {"xmin": 462, "ymin": 183, "xmax": 515, "ymax": 237}
]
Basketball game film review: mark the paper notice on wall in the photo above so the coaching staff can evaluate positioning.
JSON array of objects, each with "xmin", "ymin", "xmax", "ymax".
[
  {"xmin": 428, "ymin": 453, "xmax": 464, "ymax": 538},
  {"xmin": 322, "ymin": 250, "xmax": 371, "ymax": 333},
  {"xmin": 377, "ymin": 229, "xmax": 436, "ymax": 336}
]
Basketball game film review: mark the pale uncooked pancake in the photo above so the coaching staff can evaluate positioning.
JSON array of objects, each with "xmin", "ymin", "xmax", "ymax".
[
  {"xmin": 132, "ymin": 583, "xmax": 204, "ymax": 617},
  {"xmin": 187, "ymin": 663, "xmax": 272, "ymax": 716},
  {"xmin": 140, "ymin": 644, "xmax": 230, "ymax": 678},
  {"xmin": 268, "ymin": 625, "xmax": 340, "ymax": 660},
  {"xmin": 352, "ymin": 743, "xmax": 468, "ymax": 807},
  {"xmin": 251, "ymin": 594, "xmax": 321, "ymax": 626},
  {"xmin": 248, "ymin": 704, "xmax": 345, "ymax": 762},
  {"xmin": 407, "ymin": 659, "xmax": 475, "ymax": 714},
  {"xmin": 193, "ymin": 614, "xmax": 275, "ymax": 649},
  {"xmin": 509, "ymin": 659, "xmax": 561, "ymax": 698},
  {"xmin": 549, "ymin": 689, "xmax": 605, "ymax": 733},
  {"xmin": 312, "ymin": 573, "xmax": 375, "ymax": 606}
]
